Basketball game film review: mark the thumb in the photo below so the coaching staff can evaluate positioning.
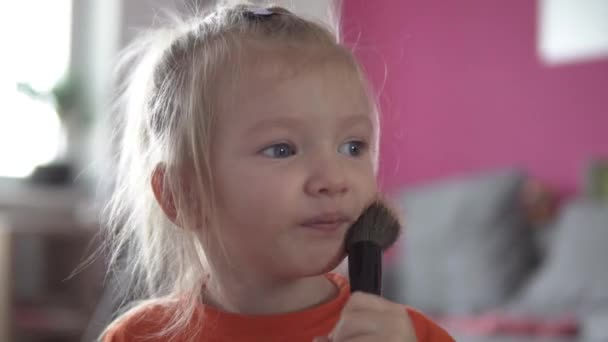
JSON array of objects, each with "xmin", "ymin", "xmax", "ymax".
[{"xmin": 312, "ymin": 337, "xmax": 331, "ymax": 342}]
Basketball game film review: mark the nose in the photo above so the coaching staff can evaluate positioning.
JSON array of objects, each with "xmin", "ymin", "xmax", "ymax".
[{"xmin": 304, "ymin": 157, "xmax": 349, "ymax": 198}]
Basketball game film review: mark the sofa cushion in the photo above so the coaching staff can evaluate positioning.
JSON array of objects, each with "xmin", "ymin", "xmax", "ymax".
[
  {"xmin": 507, "ymin": 199, "xmax": 608, "ymax": 316},
  {"xmin": 392, "ymin": 170, "xmax": 538, "ymax": 314}
]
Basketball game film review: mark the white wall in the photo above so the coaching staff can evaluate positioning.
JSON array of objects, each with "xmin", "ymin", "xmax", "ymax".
[{"xmin": 539, "ymin": 0, "xmax": 608, "ymax": 65}]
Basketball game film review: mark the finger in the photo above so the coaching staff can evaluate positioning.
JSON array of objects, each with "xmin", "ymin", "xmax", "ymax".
[
  {"xmin": 331, "ymin": 309, "xmax": 417, "ymax": 342},
  {"xmin": 332, "ymin": 331, "xmax": 373, "ymax": 342},
  {"xmin": 344, "ymin": 292, "xmax": 403, "ymax": 314},
  {"xmin": 312, "ymin": 337, "xmax": 331, "ymax": 342},
  {"xmin": 335, "ymin": 337, "xmax": 377, "ymax": 342},
  {"xmin": 331, "ymin": 311, "xmax": 382, "ymax": 341}
]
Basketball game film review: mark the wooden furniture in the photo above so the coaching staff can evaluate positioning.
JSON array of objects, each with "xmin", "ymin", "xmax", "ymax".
[{"xmin": 0, "ymin": 179, "xmax": 103, "ymax": 342}]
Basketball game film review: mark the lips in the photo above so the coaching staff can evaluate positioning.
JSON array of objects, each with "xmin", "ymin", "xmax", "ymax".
[{"xmin": 300, "ymin": 213, "xmax": 351, "ymax": 231}]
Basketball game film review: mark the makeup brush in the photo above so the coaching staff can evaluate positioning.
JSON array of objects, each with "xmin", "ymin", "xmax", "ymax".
[{"xmin": 344, "ymin": 200, "xmax": 401, "ymax": 295}]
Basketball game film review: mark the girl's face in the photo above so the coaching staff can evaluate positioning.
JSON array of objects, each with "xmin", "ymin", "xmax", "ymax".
[{"xmin": 207, "ymin": 56, "xmax": 377, "ymax": 281}]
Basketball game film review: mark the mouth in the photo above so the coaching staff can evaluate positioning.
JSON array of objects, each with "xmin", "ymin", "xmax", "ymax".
[{"xmin": 300, "ymin": 213, "xmax": 352, "ymax": 232}]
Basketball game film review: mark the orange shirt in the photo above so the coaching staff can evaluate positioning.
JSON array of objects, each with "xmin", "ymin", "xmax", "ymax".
[{"xmin": 104, "ymin": 273, "xmax": 454, "ymax": 342}]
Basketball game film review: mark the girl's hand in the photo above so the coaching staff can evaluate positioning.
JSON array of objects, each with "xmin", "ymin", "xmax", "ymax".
[{"xmin": 313, "ymin": 292, "xmax": 418, "ymax": 342}]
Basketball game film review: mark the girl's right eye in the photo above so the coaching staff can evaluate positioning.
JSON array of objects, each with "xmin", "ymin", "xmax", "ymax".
[{"xmin": 260, "ymin": 143, "xmax": 297, "ymax": 159}]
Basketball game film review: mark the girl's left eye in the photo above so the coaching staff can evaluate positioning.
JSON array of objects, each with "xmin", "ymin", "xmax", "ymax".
[{"xmin": 338, "ymin": 140, "xmax": 367, "ymax": 157}]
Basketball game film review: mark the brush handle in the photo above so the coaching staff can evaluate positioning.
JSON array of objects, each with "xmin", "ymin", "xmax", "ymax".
[{"xmin": 348, "ymin": 241, "xmax": 382, "ymax": 295}]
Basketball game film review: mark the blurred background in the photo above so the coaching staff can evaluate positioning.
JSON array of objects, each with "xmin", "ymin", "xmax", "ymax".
[{"xmin": 0, "ymin": 0, "xmax": 606, "ymax": 341}]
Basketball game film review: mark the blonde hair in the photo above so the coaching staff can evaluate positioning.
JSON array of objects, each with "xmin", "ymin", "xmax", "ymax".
[{"xmin": 102, "ymin": 1, "xmax": 379, "ymax": 340}]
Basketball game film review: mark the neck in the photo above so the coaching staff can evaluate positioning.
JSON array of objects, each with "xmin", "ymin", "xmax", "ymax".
[{"xmin": 201, "ymin": 270, "xmax": 338, "ymax": 315}]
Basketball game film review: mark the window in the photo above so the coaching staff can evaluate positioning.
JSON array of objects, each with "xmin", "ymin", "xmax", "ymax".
[{"xmin": 0, "ymin": 1, "xmax": 72, "ymax": 178}]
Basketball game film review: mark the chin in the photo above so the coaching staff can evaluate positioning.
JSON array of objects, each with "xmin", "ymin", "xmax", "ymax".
[{"xmin": 291, "ymin": 249, "xmax": 347, "ymax": 278}]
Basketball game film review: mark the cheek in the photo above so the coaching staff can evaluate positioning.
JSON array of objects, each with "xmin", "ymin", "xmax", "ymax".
[
  {"xmin": 213, "ymin": 162, "xmax": 295, "ymax": 225},
  {"xmin": 222, "ymin": 163, "xmax": 287, "ymax": 198},
  {"xmin": 351, "ymin": 163, "xmax": 378, "ymax": 217},
  {"xmin": 357, "ymin": 158, "xmax": 378, "ymax": 196}
]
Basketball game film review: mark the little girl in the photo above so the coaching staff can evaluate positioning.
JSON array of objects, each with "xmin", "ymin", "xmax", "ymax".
[{"xmin": 102, "ymin": 2, "xmax": 454, "ymax": 341}]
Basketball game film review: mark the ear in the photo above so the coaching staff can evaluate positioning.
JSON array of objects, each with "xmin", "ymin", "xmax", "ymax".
[{"xmin": 151, "ymin": 164, "xmax": 179, "ymax": 224}]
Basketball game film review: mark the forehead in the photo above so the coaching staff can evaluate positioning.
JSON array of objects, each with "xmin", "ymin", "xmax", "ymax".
[{"xmin": 217, "ymin": 45, "xmax": 372, "ymax": 124}]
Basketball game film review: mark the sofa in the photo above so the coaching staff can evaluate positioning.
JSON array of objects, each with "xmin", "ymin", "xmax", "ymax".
[{"xmin": 384, "ymin": 169, "xmax": 608, "ymax": 342}]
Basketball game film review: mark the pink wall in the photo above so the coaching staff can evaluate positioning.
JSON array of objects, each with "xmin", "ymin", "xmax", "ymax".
[{"xmin": 342, "ymin": 0, "xmax": 608, "ymax": 196}]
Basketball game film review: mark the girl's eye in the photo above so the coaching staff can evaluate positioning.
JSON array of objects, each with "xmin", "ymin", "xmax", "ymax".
[
  {"xmin": 339, "ymin": 140, "xmax": 367, "ymax": 157},
  {"xmin": 260, "ymin": 143, "xmax": 297, "ymax": 158}
]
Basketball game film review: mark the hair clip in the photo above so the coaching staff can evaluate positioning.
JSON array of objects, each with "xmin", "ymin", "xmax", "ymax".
[
  {"xmin": 251, "ymin": 8, "xmax": 274, "ymax": 16},
  {"xmin": 243, "ymin": 7, "xmax": 277, "ymax": 20}
]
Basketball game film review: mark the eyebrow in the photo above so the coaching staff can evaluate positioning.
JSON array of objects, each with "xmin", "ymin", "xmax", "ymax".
[
  {"xmin": 245, "ymin": 117, "xmax": 302, "ymax": 135},
  {"xmin": 245, "ymin": 114, "xmax": 373, "ymax": 135},
  {"xmin": 339, "ymin": 114, "xmax": 373, "ymax": 131}
]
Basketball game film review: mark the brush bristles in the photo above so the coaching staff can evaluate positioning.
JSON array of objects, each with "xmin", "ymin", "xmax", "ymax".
[{"xmin": 345, "ymin": 200, "xmax": 401, "ymax": 252}]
